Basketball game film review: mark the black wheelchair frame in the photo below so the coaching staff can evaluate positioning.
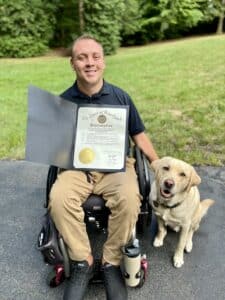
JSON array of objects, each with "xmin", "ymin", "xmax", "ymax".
[{"xmin": 37, "ymin": 146, "xmax": 151, "ymax": 288}]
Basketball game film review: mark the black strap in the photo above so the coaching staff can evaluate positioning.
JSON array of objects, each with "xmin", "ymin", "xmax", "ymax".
[{"xmin": 85, "ymin": 171, "xmax": 92, "ymax": 183}]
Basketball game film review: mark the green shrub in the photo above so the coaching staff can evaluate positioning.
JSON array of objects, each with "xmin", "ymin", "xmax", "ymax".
[
  {"xmin": 0, "ymin": 0, "xmax": 59, "ymax": 58},
  {"xmin": 0, "ymin": 36, "xmax": 47, "ymax": 58}
]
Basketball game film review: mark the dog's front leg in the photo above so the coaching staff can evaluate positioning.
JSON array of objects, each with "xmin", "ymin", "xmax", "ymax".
[
  {"xmin": 185, "ymin": 228, "xmax": 194, "ymax": 253},
  {"xmin": 153, "ymin": 217, "xmax": 167, "ymax": 247},
  {"xmin": 173, "ymin": 225, "xmax": 190, "ymax": 268}
]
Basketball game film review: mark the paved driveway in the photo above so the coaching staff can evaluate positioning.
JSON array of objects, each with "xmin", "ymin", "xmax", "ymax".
[{"xmin": 0, "ymin": 161, "xmax": 225, "ymax": 300}]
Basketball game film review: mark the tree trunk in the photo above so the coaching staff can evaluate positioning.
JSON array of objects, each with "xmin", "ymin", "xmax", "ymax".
[
  {"xmin": 78, "ymin": 0, "xmax": 85, "ymax": 34},
  {"xmin": 216, "ymin": 0, "xmax": 225, "ymax": 34}
]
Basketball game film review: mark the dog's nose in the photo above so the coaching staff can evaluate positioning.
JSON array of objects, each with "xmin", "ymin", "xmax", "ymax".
[{"xmin": 164, "ymin": 179, "xmax": 174, "ymax": 189}]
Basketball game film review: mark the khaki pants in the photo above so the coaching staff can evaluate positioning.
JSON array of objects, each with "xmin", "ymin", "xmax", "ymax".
[{"xmin": 48, "ymin": 157, "xmax": 141, "ymax": 266}]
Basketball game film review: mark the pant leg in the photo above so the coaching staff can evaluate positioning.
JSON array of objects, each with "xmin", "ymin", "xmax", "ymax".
[
  {"xmin": 48, "ymin": 170, "xmax": 93, "ymax": 261},
  {"xmin": 93, "ymin": 157, "xmax": 141, "ymax": 266}
]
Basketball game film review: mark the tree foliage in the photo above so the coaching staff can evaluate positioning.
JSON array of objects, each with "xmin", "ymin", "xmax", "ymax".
[
  {"xmin": 83, "ymin": 0, "xmax": 125, "ymax": 55},
  {"xmin": 141, "ymin": 0, "xmax": 204, "ymax": 39},
  {"xmin": 50, "ymin": 0, "xmax": 129, "ymax": 54},
  {"xmin": 120, "ymin": 0, "xmax": 145, "ymax": 45},
  {"xmin": 0, "ymin": 0, "xmax": 224, "ymax": 58},
  {"xmin": 0, "ymin": 0, "xmax": 59, "ymax": 57},
  {"xmin": 50, "ymin": 0, "xmax": 80, "ymax": 47}
]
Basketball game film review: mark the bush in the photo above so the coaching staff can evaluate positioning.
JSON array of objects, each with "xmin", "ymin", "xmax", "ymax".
[
  {"xmin": 0, "ymin": 36, "xmax": 47, "ymax": 58},
  {"xmin": 0, "ymin": 0, "xmax": 59, "ymax": 58}
]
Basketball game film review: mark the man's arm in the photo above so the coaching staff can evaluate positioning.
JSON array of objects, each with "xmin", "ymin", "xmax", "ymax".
[{"xmin": 132, "ymin": 132, "xmax": 159, "ymax": 163}]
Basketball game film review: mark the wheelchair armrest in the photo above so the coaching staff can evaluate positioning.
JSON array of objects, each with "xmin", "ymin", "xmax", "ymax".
[{"xmin": 133, "ymin": 146, "xmax": 151, "ymax": 201}]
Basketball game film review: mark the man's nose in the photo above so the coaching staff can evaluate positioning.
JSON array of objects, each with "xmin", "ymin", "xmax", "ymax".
[{"xmin": 86, "ymin": 56, "xmax": 94, "ymax": 66}]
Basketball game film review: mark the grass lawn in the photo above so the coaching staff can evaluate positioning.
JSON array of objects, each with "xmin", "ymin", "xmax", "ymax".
[{"xmin": 0, "ymin": 35, "xmax": 225, "ymax": 165}]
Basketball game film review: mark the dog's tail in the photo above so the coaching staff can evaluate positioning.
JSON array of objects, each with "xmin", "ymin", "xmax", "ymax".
[{"xmin": 200, "ymin": 199, "xmax": 215, "ymax": 219}]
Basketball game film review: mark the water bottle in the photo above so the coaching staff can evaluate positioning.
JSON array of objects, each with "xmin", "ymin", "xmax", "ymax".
[{"xmin": 121, "ymin": 238, "xmax": 141, "ymax": 287}]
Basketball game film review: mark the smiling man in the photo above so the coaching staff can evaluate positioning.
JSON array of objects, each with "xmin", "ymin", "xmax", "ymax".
[
  {"xmin": 48, "ymin": 34, "xmax": 159, "ymax": 300},
  {"xmin": 70, "ymin": 37, "xmax": 105, "ymax": 96}
]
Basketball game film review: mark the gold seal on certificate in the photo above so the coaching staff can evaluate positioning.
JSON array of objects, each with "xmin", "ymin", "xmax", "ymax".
[{"xmin": 79, "ymin": 147, "xmax": 95, "ymax": 164}]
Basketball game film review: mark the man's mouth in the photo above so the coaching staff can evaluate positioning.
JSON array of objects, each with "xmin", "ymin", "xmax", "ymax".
[
  {"xmin": 85, "ymin": 70, "xmax": 96, "ymax": 74},
  {"xmin": 160, "ymin": 188, "xmax": 174, "ymax": 199}
]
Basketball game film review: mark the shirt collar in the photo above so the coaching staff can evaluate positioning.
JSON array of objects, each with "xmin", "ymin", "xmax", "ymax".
[{"xmin": 71, "ymin": 80, "xmax": 110, "ymax": 99}]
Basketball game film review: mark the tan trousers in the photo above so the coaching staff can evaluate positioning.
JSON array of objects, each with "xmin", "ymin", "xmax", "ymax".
[{"xmin": 48, "ymin": 157, "xmax": 141, "ymax": 266}]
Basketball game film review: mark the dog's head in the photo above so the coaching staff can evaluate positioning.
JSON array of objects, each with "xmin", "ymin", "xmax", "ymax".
[{"xmin": 151, "ymin": 157, "xmax": 201, "ymax": 204}]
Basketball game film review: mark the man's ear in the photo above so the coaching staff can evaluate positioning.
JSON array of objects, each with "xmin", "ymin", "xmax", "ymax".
[
  {"xmin": 186, "ymin": 167, "xmax": 201, "ymax": 192},
  {"xmin": 70, "ymin": 58, "xmax": 76, "ymax": 71}
]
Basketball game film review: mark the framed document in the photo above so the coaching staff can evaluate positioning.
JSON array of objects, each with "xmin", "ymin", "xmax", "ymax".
[
  {"xmin": 73, "ymin": 105, "xmax": 129, "ymax": 172},
  {"xmin": 26, "ymin": 86, "xmax": 128, "ymax": 172}
]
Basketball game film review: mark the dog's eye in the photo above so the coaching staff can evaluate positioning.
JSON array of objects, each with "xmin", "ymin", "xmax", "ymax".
[
  {"xmin": 163, "ymin": 166, "xmax": 170, "ymax": 171},
  {"xmin": 180, "ymin": 172, "xmax": 186, "ymax": 177}
]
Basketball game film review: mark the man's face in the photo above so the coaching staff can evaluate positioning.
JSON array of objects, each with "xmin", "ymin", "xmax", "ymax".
[{"xmin": 71, "ymin": 39, "xmax": 105, "ymax": 89}]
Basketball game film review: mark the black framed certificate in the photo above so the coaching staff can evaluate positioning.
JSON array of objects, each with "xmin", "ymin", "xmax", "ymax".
[
  {"xmin": 26, "ymin": 85, "xmax": 128, "ymax": 172},
  {"xmin": 73, "ymin": 105, "xmax": 129, "ymax": 172}
]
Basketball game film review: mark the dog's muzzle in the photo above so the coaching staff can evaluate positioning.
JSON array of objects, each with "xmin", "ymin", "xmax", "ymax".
[{"xmin": 160, "ymin": 179, "xmax": 174, "ymax": 199}]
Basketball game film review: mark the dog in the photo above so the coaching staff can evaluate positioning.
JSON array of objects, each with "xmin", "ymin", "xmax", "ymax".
[{"xmin": 150, "ymin": 157, "xmax": 214, "ymax": 268}]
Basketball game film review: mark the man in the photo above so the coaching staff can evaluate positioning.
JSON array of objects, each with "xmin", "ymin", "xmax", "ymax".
[{"xmin": 48, "ymin": 34, "xmax": 159, "ymax": 300}]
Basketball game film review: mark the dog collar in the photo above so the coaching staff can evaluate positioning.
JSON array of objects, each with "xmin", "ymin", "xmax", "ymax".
[{"xmin": 153, "ymin": 201, "xmax": 181, "ymax": 209}]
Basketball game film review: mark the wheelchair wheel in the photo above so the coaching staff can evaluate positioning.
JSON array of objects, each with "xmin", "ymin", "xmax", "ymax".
[
  {"xmin": 137, "ymin": 210, "xmax": 152, "ymax": 234},
  {"xmin": 46, "ymin": 265, "xmax": 65, "ymax": 287}
]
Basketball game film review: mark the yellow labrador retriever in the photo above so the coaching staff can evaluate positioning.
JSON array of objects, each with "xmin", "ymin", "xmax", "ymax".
[{"xmin": 150, "ymin": 157, "xmax": 214, "ymax": 268}]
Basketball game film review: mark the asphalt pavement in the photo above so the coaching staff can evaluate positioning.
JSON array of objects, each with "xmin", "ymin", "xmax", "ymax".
[{"xmin": 0, "ymin": 160, "xmax": 225, "ymax": 300}]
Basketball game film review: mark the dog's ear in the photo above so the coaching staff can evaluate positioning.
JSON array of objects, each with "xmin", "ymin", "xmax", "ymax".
[
  {"xmin": 150, "ymin": 159, "xmax": 161, "ymax": 172},
  {"xmin": 150, "ymin": 157, "xmax": 172, "ymax": 172},
  {"xmin": 186, "ymin": 167, "xmax": 201, "ymax": 192}
]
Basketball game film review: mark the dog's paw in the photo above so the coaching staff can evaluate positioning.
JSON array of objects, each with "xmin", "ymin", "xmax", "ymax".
[
  {"xmin": 153, "ymin": 238, "xmax": 163, "ymax": 247},
  {"xmin": 173, "ymin": 254, "xmax": 184, "ymax": 268},
  {"xmin": 185, "ymin": 240, "xmax": 193, "ymax": 253}
]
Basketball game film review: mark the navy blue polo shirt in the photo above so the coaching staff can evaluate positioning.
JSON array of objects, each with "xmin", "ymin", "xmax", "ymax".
[{"xmin": 61, "ymin": 81, "xmax": 145, "ymax": 139}]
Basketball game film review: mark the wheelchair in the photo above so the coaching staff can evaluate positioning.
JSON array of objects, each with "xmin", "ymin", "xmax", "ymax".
[{"xmin": 37, "ymin": 145, "xmax": 152, "ymax": 288}]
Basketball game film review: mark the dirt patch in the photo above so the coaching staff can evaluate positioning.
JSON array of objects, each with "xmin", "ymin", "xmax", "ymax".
[{"xmin": 45, "ymin": 47, "xmax": 71, "ymax": 57}]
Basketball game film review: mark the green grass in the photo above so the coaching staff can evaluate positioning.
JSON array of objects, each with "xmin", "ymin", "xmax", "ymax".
[{"xmin": 0, "ymin": 35, "xmax": 225, "ymax": 165}]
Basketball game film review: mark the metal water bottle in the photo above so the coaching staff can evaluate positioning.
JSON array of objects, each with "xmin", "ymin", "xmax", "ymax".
[{"xmin": 121, "ymin": 238, "xmax": 141, "ymax": 287}]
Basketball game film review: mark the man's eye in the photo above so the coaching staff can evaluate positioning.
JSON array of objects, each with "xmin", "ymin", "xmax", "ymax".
[{"xmin": 76, "ymin": 55, "xmax": 85, "ymax": 61}]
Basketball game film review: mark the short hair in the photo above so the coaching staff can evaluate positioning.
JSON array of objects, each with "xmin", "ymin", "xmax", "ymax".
[{"xmin": 71, "ymin": 34, "xmax": 104, "ymax": 58}]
